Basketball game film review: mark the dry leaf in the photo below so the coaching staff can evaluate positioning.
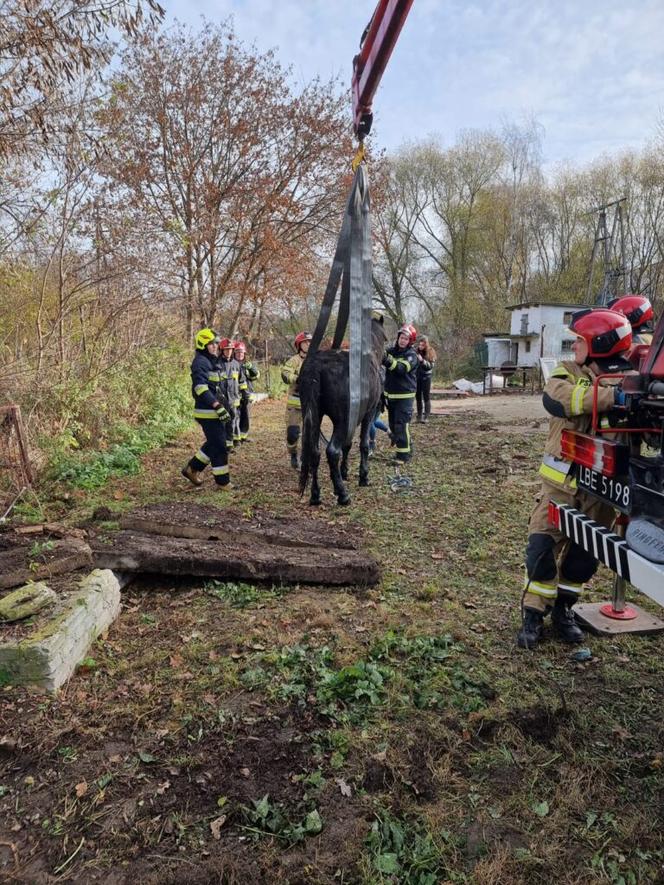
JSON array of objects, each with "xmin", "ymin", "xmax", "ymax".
[
  {"xmin": 75, "ymin": 781, "xmax": 88, "ymax": 798},
  {"xmin": 240, "ymin": 767, "xmax": 250, "ymax": 778},
  {"xmin": 210, "ymin": 814, "xmax": 227, "ymax": 840},
  {"xmin": 335, "ymin": 777, "xmax": 352, "ymax": 797},
  {"xmin": 156, "ymin": 781, "xmax": 171, "ymax": 795},
  {"xmin": 169, "ymin": 653, "xmax": 184, "ymax": 669}
]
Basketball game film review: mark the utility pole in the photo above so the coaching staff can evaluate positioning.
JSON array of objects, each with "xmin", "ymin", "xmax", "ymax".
[{"xmin": 586, "ymin": 198, "xmax": 628, "ymax": 306}]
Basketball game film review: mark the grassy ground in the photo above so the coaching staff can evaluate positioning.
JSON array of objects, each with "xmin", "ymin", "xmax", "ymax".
[{"xmin": 1, "ymin": 399, "xmax": 663, "ymax": 884}]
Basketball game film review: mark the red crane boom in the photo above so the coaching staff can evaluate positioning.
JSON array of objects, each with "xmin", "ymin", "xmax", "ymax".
[{"xmin": 351, "ymin": 0, "xmax": 414, "ymax": 139}]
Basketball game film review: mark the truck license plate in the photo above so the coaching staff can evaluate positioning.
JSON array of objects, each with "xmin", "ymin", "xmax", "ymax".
[{"xmin": 577, "ymin": 465, "xmax": 631, "ymax": 512}]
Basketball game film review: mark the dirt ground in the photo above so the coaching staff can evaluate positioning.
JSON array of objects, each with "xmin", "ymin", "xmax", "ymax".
[
  {"xmin": 431, "ymin": 392, "xmax": 547, "ymax": 429},
  {"xmin": 0, "ymin": 398, "xmax": 662, "ymax": 884}
]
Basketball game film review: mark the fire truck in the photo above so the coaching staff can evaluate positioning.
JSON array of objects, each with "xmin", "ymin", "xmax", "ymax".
[{"xmin": 548, "ymin": 310, "xmax": 664, "ymax": 626}]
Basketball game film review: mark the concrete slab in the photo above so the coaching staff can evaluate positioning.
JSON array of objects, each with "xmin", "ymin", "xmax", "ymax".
[{"xmin": 0, "ymin": 569, "xmax": 124, "ymax": 692}]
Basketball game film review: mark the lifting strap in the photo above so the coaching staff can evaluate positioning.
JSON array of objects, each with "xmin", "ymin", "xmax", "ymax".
[{"xmin": 308, "ymin": 164, "xmax": 372, "ymax": 447}]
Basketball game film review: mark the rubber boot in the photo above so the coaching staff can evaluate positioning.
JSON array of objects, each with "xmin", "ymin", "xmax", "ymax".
[
  {"xmin": 182, "ymin": 464, "xmax": 203, "ymax": 487},
  {"xmin": 290, "ymin": 452, "xmax": 299, "ymax": 470},
  {"xmin": 516, "ymin": 608, "xmax": 544, "ymax": 649},
  {"xmin": 551, "ymin": 596, "xmax": 584, "ymax": 643},
  {"xmin": 417, "ymin": 411, "xmax": 423, "ymax": 424}
]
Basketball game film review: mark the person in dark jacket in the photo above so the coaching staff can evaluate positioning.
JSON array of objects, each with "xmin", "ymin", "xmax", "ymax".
[
  {"xmin": 234, "ymin": 340, "xmax": 260, "ymax": 442},
  {"xmin": 415, "ymin": 335, "xmax": 437, "ymax": 423},
  {"xmin": 382, "ymin": 323, "xmax": 418, "ymax": 462},
  {"xmin": 182, "ymin": 328, "xmax": 232, "ymax": 489}
]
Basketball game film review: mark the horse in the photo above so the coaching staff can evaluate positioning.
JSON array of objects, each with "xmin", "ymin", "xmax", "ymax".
[{"xmin": 298, "ymin": 315, "xmax": 386, "ymax": 506}]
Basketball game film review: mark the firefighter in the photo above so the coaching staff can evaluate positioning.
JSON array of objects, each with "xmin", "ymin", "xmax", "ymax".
[
  {"xmin": 182, "ymin": 328, "xmax": 232, "ymax": 489},
  {"xmin": 281, "ymin": 331, "xmax": 312, "ymax": 469},
  {"xmin": 517, "ymin": 307, "xmax": 633, "ymax": 649},
  {"xmin": 608, "ymin": 294, "xmax": 655, "ymax": 345},
  {"xmin": 234, "ymin": 341, "xmax": 260, "ymax": 442},
  {"xmin": 382, "ymin": 323, "xmax": 418, "ymax": 462},
  {"xmin": 218, "ymin": 338, "xmax": 241, "ymax": 451}
]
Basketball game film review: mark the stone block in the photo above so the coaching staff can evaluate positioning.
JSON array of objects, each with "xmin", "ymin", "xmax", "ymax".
[{"xmin": 0, "ymin": 569, "xmax": 122, "ymax": 693}]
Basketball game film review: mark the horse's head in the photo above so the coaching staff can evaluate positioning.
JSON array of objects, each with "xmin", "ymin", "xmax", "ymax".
[{"xmin": 371, "ymin": 313, "xmax": 387, "ymax": 355}]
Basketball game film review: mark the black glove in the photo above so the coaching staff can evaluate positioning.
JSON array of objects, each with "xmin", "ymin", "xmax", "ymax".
[
  {"xmin": 381, "ymin": 352, "xmax": 393, "ymax": 368},
  {"xmin": 216, "ymin": 405, "xmax": 230, "ymax": 421}
]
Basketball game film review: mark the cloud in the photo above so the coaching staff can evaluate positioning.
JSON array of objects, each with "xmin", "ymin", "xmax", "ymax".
[{"xmin": 165, "ymin": 0, "xmax": 664, "ymax": 167}]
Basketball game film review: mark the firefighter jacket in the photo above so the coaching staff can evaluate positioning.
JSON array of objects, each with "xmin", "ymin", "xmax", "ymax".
[
  {"xmin": 539, "ymin": 360, "xmax": 616, "ymax": 486},
  {"xmin": 219, "ymin": 357, "xmax": 241, "ymax": 408},
  {"xmin": 239, "ymin": 360, "xmax": 260, "ymax": 400},
  {"xmin": 281, "ymin": 354, "xmax": 305, "ymax": 409},
  {"xmin": 383, "ymin": 344, "xmax": 418, "ymax": 400},
  {"xmin": 191, "ymin": 350, "xmax": 223, "ymax": 420}
]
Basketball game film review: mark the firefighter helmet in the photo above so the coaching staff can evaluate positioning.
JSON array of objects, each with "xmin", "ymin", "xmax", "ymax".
[
  {"xmin": 568, "ymin": 308, "xmax": 632, "ymax": 359},
  {"xmin": 218, "ymin": 337, "xmax": 234, "ymax": 350},
  {"xmin": 233, "ymin": 340, "xmax": 246, "ymax": 354},
  {"xmin": 195, "ymin": 328, "xmax": 219, "ymax": 350},
  {"xmin": 397, "ymin": 323, "xmax": 417, "ymax": 346},
  {"xmin": 294, "ymin": 331, "xmax": 312, "ymax": 351},
  {"xmin": 607, "ymin": 294, "xmax": 654, "ymax": 330}
]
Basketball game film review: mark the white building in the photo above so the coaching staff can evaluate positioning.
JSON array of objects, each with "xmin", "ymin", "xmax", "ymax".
[{"xmin": 482, "ymin": 301, "xmax": 589, "ymax": 369}]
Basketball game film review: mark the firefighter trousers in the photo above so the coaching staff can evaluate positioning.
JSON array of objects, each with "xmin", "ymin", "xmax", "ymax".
[
  {"xmin": 387, "ymin": 398, "xmax": 413, "ymax": 462},
  {"xmin": 523, "ymin": 479, "xmax": 615, "ymax": 612},
  {"xmin": 239, "ymin": 396, "xmax": 250, "ymax": 441},
  {"xmin": 189, "ymin": 419, "xmax": 230, "ymax": 485},
  {"xmin": 286, "ymin": 405, "xmax": 301, "ymax": 455}
]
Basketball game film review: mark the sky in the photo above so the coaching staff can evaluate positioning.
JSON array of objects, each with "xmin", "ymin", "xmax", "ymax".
[{"xmin": 164, "ymin": 0, "xmax": 664, "ymax": 168}]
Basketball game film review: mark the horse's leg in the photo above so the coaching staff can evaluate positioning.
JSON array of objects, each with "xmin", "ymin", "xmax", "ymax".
[
  {"xmin": 327, "ymin": 426, "xmax": 350, "ymax": 506},
  {"xmin": 340, "ymin": 442, "xmax": 350, "ymax": 481},
  {"xmin": 358, "ymin": 411, "xmax": 372, "ymax": 487},
  {"xmin": 309, "ymin": 422, "xmax": 322, "ymax": 506}
]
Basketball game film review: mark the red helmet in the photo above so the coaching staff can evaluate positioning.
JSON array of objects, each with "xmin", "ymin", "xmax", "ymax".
[
  {"xmin": 294, "ymin": 331, "xmax": 312, "ymax": 351},
  {"xmin": 607, "ymin": 294, "xmax": 654, "ymax": 330},
  {"xmin": 397, "ymin": 323, "xmax": 417, "ymax": 346},
  {"xmin": 219, "ymin": 337, "xmax": 233, "ymax": 350},
  {"xmin": 233, "ymin": 340, "xmax": 246, "ymax": 353},
  {"xmin": 568, "ymin": 308, "xmax": 632, "ymax": 358}
]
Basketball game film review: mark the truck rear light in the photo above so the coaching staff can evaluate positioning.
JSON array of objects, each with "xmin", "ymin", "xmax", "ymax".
[{"xmin": 561, "ymin": 430, "xmax": 621, "ymax": 477}]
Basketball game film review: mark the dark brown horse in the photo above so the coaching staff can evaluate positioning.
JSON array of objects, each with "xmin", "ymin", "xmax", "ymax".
[{"xmin": 298, "ymin": 316, "xmax": 386, "ymax": 506}]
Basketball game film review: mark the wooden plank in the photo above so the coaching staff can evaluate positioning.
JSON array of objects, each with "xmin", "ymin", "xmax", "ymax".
[
  {"xmin": 91, "ymin": 531, "xmax": 380, "ymax": 587},
  {"xmin": 119, "ymin": 503, "xmax": 359, "ymax": 551}
]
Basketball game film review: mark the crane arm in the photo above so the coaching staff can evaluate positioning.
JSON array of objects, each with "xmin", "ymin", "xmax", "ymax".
[{"xmin": 351, "ymin": 0, "xmax": 414, "ymax": 140}]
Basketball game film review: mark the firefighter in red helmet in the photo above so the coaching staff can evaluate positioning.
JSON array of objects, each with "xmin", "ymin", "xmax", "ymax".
[
  {"xmin": 234, "ymin": 340, "xmax": 260, "ymax": 442},
  {"xmin": 608, "ymin": 294, "xmax": 655, "ymax": 345},
  {"xmin": 517, "ymin": 307, "xmax": 633, "ymax": 649},
  {"xmin": 281, "ymin": 331, "xmax": 312, "ymax": 469},
  {"xmin": 382, "ymin": 323, "xmax": 418, "ymax": 462}
]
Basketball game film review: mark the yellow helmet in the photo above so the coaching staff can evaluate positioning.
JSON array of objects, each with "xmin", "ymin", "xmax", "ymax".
[{"xmin": 195, "ymin": 328, "xmax": 219, "ymax": 351}]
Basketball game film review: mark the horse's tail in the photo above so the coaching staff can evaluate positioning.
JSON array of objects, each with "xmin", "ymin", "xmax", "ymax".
[{"xmin": 298, "ymin": 359, "xmax": 321, "ymax": 496}]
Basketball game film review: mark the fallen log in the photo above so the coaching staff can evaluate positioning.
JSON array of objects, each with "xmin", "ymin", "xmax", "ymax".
[
  {"xmin": 91, "ymin": 530, "xmax": 379, "ymax": 586},
  {"xmin": 118, "ymin": 502, "xmax": 358, "ymax": 550}
]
